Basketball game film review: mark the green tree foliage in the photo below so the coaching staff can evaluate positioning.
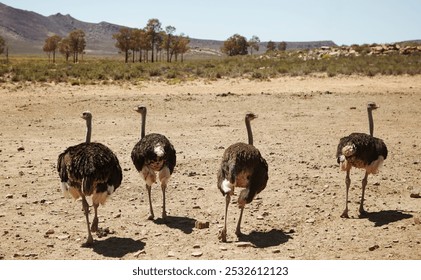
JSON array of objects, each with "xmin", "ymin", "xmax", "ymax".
[
  {"xmin": 248, "ymin": 35, "xmax": 260, "ymax": 55},
  {"xmin": 43, "ymin": 35, "xmax": 62, "ymax": 63},
  {"xmin": 266, "ymin": 41, "xmax": 276, "ymax": 52},
  {"xmin": 221, "ymin": 34, "xmax": 248, "ymax": 56}
]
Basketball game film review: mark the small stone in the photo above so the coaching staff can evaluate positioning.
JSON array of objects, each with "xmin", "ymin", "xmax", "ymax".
[
  {"xmin": 17, "ymin": 146, "xmax": 25, "ymax": 151},
  {"xmin": 272, "ymin": 249, "xmax": 281, "ymax": 253},
  {"xmin": 369, "ymin": 245, "xmax": 379, "ymax": 251},
  {"xmin": 193, "ymin": 244, "xmax": 200, "ymax": 249},
  {"xmin": 410, "ymin": 192, "xmax": 421, "ymax": 198},
  {"xmin": 133, "ymin": 250, "xmax": 146, "ymax": 257},
  {"xmin": 257, "ymin": 216, "xmax": 264, "ymax": 220},
  {"xmin": 57, "ymin": 235, "xmax": 70, "ymax": 240},
  {"xmin": 219, "ymin": 246, "xmax": 228, "ymax": 251},
  {"xmin": 45, "ymin": 229, "xmax": 55, "ymax": 235},
  {"xmin": 235, "ymin": 242, "xmax": 253, "ymax": 248},
  {"xmin": 195, "ymin": 221, "xmax": 209, "ymax": 229},
  {"xmin": 6, "ymin": 194, "xmax": 13, "ymax": 199},
  {"xmin": 306, "ymin": 218, "xmax": 315, "ymax": 224},
  {"xmin": 167, "ymin": 251, "xmax": 175, "ymax": 257},
  {"xmin": 191, "ymin": 251, "xmax": 203, "ymax": 257},
  {"xmin": 113, "ymin": 213, "xmax": 121, "ymax": 218}
]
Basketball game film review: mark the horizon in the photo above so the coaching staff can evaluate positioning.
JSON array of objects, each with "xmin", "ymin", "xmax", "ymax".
[{"xmin": 1, "ymin": 0, "xmax": 420, "ymax": 45}]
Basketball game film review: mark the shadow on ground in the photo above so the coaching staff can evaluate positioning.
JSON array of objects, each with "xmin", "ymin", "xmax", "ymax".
[
  {"xmin": 239, "ymin": 229, "xmax": 293, "ymax": 248},
  {"xmin": 366, "ymin": 210, "xmax": 413, "ymax": 227},
  {"xmin": 154, "ymin": 215, "xmax": 196, "ymax": 234},
  {"xmin": 92, "ymin": 237, "xmax": 145, "ymax": 258}
]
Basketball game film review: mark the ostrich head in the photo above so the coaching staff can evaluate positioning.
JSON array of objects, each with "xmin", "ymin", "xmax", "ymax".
[
  {"xmin": 81, "ymin": 111, "xmax": 92, "ymax": 120},
  {"xmin": 245, "ymin": 113, "xmax": 257, "ymax": 122},
  {"xmin": 367, "ymin": 102, "xmax": 379, "ymax": 111},
  {"xmin": 81, "ymin": 111, "xmax": 92, "ymax": 143},
  {"xmin": 135, "ymin": 105, "xmax": 147, "ymax": 139},
  {"xmin": 134, "ymin": 105, "xmax": 147, "ymax": 115}
]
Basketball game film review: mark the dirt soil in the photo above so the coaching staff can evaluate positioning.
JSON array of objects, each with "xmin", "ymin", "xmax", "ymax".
[{"xmin": 0, "ymin": 75, "xmax": 420, "ymax": 260}]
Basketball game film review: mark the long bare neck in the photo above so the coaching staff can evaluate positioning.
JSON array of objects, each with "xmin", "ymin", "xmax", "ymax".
[
  {"xmin": 140, "ymin": 110, "xmax": 146, "ymax": 139},
  {"xmin": 368, "ymin": 108, "xmax": 374, "ymax": 136},
  {"xmin": 85, "ymin": 118, "xmax": 92, "ymax": 143},
  {"xmin": 245, "ymin": 117, "xmax": 253, "ymax": 145}
]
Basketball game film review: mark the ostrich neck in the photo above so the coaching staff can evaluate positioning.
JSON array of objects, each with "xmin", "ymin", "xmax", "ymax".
[
  {"xmin": 140, "ymin": 112, "xmax": 146, "ymax": 139},
  {"xmin": 245, "ymin": 118, "xmax": 253, "ymax": 145},
  {"xmin": 85, "ymin": 119, "xmax": 92, "ymax": 143},
  {"xmin": 368, "ymin": 108, "xmax": 374, "ymax": 136}
]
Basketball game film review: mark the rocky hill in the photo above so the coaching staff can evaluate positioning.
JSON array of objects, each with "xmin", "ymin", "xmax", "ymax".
[{"xmin": 0, "ymin": 2, "xmax": 337, "ymax": 56}]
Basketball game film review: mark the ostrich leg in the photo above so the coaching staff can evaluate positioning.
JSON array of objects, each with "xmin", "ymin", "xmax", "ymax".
[
  {"xmin": 341, "ymin": 169, "xmax": 351, "ymax": 218},
  {"xmin": 81, "ymin": 195, "xmax": 94, "ymax": 247},
  {"xmin": 91, "ymin": 203, "xmax": 99, "ymax": 232},
  {"xmin": 146, "ymin": 184, "xmax": 154, "ymax": 220},
  {"xmin": 359, "ymin": 172, "xmax": 369, "ymax": 217},
  {"xmin": 218, "ymin": 194, "xmax": 230, "ymax": 242},
  {"xmin": 235, "ymin": 207, "xmax": 244, "ymax": 237}
]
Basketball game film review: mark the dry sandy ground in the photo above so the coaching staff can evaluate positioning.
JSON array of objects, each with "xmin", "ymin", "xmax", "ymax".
[{"xmin": 0, "ymin": 75, "xmax": 420, "ymax": 260}]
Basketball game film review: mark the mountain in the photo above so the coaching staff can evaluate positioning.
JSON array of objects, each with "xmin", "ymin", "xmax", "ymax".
[
  {"xmin": 0, "ymin": 2, "xmax": 336, "ymax": 56},
  {"xmin": 0, "ymin": 2, "xmax": 125, "ymax": 55}
]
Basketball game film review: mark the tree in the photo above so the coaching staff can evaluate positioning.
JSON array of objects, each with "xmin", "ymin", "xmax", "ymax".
[
  {"xmin": 248, "ymin": 35, "xmax": 260, "ymax": 55},
  {"xmin": 0, "ymin": 36, "xmax": 5, "ymax": 55},
  {"xmin": 266, "ymin": 40, "xmax": 276, "ymax": 52},
  {"xmin": 145, "ymin": 18, "xmax": 162, "ymax": 62},
  {"xmin": 43, "ymin": 35, "xmax": 62, "ymax": 63},
  {"xmin": 113, "ymin": 27, "xmax": 134, "ymax": 63},
  {"xmin": 221, "ymin": 34, "xmax": 248, "ymax": 56},
  {"xmin": 278, "ymin": 41, "xmax": 287, "ymax": 51},
  {"xmin": 164, "ymin": 26, "xmax": 176, "ymax": 62},
  {"xmin": 58, "ymin": 38, "xmax": 71, "ymax": 62},
  {"xmin": 173, "ymin": 34, "xmax": 190, "ymax": 62},
  {"xmin": 68, "ymin": 29, "xmax": 86, "ymax": 63}
]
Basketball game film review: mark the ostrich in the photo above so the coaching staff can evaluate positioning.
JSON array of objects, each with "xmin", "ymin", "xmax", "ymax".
[
  {"xmin": 131, "ymin": 106, "xmax": 176, "ymax": 220},
  {"xmin": 336, "ymin": 102, "xmax": 388, "ymax": 218},
  {"xmin": 217, "ymin": 113, "xmax": 268, "ymax": 242},
  {"xmin": 57, "ymin": 111, "xmax": 122, "ymax": 246}
]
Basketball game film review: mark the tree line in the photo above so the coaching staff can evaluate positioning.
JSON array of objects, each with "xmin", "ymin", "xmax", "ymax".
[
  {"xmin": 1, "ymin": 23, "xmax": 287, "ymax": 64},
  {"xmin": 113, "ymin": 18, "xmax": 190, "ymax": 63},
  {"xmin": 42, "ymin": 18, "xmax": 190, "ymax": 64},
  {"xmin": 221, "ymin": 34, "xmax": 287, "ymax": 56}
]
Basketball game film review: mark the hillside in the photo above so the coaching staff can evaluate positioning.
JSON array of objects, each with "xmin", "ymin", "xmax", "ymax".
[{"xmin": 0, "ymin": 2, "xmax": 337, "ymax": 56}]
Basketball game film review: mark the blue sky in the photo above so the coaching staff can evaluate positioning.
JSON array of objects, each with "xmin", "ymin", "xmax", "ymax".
[{"xmin": 2, "ymin": 0, "xmax": 420, "ymax": 45}]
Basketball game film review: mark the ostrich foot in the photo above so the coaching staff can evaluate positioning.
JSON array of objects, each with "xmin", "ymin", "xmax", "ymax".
[
  {"xmin": 162, "ymin": 211, "xmax": 167, "ymax": 220},
  {"xmin": 81, "ymin": 236, "xmax": 94, "ymax": 248},
  {"xmin": 218, "ymin": 229, "xmax": 227, "ymax": 243},
  {"xmin": 358, "ymin": 209, "xmax": 368, "ymax": 218},
  {"xmin": 147, "ymin": 214, "xmax": 154, "ymax": 220},
  {"xmin": 340, "ymin": 210, "xmax": 349, "ymax": 218}
]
